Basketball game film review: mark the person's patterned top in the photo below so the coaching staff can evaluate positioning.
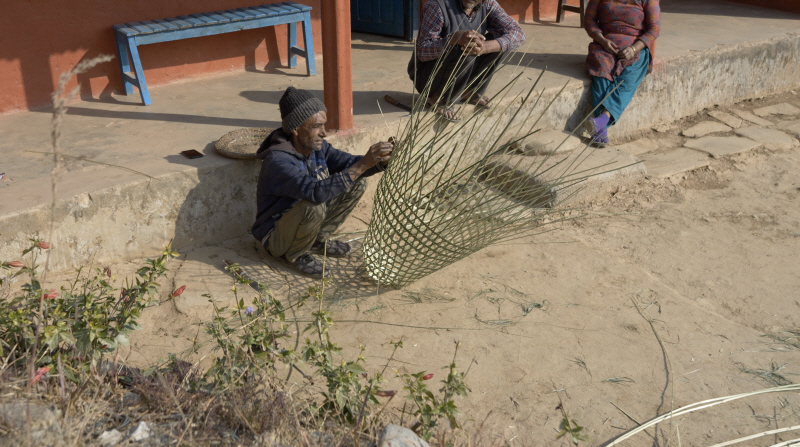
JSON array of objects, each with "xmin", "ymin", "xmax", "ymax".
[
  {"xmin": 416, "ymin": 0, "xmax": 525, "ymax": 62},
  {"xmin": 584, "ymin": 0, "xmax": 660, "ymax": 81}
]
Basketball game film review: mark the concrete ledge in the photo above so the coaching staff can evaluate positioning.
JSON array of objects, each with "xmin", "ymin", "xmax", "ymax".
[
  {"xmin": 0, "ymin": 160, "xmax": 261, "ymax": 273},
  {"xmin": 3, "ymin": 33, "xmax": 800, "ymax": 273}
]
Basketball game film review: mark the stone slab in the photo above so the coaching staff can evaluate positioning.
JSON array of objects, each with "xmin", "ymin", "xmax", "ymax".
[
  {"xmin": 614, "ymin": 137, "xmax": 660, "ymax": 156},
  {"xmin": 732, "ymin": 109, "xmax": 773, "ymax": 127},
  {"xmin": 520, "ymin": 129, "xmax": 583, "ymax": 155},
  {"xmin": 639, "ymin": 148, "xmax": 710, "ymax": 178},
  {"xmin": 493, "ymin": 148, "xmax": 646, "ymax": 206},
  {"xmin": 708, "ymin": 110, "xmax": 743, "ymax": 128},
  {"xmin": 379, "ymin": 425, "xmax": 431, "ymax": 447},
  {"xmin": 753, "ymin": 102, "xmax": 800, "ymax": 117},
  {"xmin": 682, "ymin": 120, "xmax": 732, "ymax": 138},
  {"xmin": 683, "ymin": 136, "xmax": 762, "ymax": 158},
  {"xmin": 776, "ymin": 119, "xmax": 800, "ymax": 138},
  {"xmin": 734, "ymin": 126, "xmax": 797, "ymax": 150}
]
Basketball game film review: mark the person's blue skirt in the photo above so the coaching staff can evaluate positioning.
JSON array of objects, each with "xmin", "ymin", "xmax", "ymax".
[{"xmin": 591, "ymin": 48, "xmax": 650, "ymax": 125}]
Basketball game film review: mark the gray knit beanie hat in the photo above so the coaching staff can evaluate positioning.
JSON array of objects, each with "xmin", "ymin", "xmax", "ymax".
[{"xmin": 279, "ymin": 86, "xmax": 327, "ymax": 134}]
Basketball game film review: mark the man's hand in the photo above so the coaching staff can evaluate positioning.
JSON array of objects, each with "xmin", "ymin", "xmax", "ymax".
[
  {"xmin": 347, "ymin": 141, "xmax": 394, "ymax": 181},
  {"xmin": 450, "ymin": 30, "xmax": 485, "ymax": 53},
  {"xmin": 363, "ymin": 141, "xmax": 394, "ymax": 167}
]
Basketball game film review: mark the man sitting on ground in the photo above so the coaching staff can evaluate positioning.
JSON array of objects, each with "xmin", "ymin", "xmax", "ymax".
[
  {"xmin": 409, "ymin": 0, "xmax": 525, "ymax": 122},
  {"xmin": 252, "ymin": 87, "xmax": 393, "ymax": 278}
]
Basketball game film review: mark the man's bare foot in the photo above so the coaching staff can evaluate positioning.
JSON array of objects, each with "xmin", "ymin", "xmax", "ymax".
[
  {"xmin": 467, "ymin": 94, "xmax": 492, "ymax": 109},
  {"xmin": 426, "ymin": 100, "xmax": 460, "ymax": 122}
]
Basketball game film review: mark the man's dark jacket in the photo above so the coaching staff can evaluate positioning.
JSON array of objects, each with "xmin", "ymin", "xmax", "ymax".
[{"xmin": 251, "ymin": 129, "xmax": 382, "ymax": 243}]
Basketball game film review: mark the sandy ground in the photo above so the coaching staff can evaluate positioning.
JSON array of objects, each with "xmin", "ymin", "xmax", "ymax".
[{"xmin": 48, "ymin": 92, "xmax": 800, "ymax": 446}]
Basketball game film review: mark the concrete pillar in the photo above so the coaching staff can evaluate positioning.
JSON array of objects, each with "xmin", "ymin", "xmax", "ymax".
[{"xmin": 320, "ymin": 0, "xmax": 353, "ymax": 131}]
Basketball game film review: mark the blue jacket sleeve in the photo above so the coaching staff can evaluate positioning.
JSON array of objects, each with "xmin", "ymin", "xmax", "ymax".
[
  {"xmin": 265, "ymin": 151, "xmax": 355, "ymax": 204},
  {"xmin": 324, "ymin": 141, "xmax": 387, "ymax": 178}
]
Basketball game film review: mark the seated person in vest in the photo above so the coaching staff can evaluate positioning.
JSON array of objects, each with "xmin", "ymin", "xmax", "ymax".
[
  {"xmin": 252, "ymin": 87, "xmax": 393, "ymax": 278},
  {"xmin": 409, "ymin": 0, "xmax": 525, "ymax": 122}
]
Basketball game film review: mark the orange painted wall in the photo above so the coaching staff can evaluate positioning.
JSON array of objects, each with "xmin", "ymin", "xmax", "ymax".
[
  {"xmin": 0, "ymin": 1, "xmax": 321, "ymax": 115},
  {"xmin": 727, "ymin": 0, "xmax": 800, "ymax": 14},
  {"xmin": 500, "ymin": 0, "xmax": 581, "ymax": 23}
]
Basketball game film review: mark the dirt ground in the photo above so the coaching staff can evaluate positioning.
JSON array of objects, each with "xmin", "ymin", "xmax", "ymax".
[{"xmin": 71, "ymin": 91, "xmax": 800, "ymax": 446}]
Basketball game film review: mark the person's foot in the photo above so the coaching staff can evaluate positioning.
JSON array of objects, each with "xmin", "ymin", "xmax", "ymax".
[
  {"xmin": 426, "ymin": 98, "xmax": 460, "ymax": 122},
  {"xmin": 586, "ymin": 113, "xmax": 610, "ymax": 136},
  {"xmin": 589, "ymin": 128, "xmax": 609, "ymax": 148},
  {"xmin": 467, "ymin": 94, "xmax": 492, "ymax": 110},
  {"xmin": 311, "ymin": 240, "xmax": 351, "ymax": 257},
  {"xmin": 279, "ymin": 253, "xmax": 324, "ymax": 279}
]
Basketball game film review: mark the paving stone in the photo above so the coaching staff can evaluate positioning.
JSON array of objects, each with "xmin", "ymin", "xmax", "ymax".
[
  {"xmin": 682, "ymin": 120, "xmax": 732, "ymax": 138},
  {"xmin": 683, "ymin": 136, "xmax": 762, "ymax": 158},
  {"xmin": 777, "ymin": 119, "xmax": 800, "ymax": 138},
  {"xmin": 379, "ymin": 424, "xmax": 431, "ymax": 447},
  {"xmin": 753, "ymin": 103, "xmax": 800, "ymax": 117},
  {"xmin": 520, "ymin": 129, "xmax": 582, "ymax": 155},
  {"xmin": 652, "ymin": 123, "xmax": 673, "ymax": 133},
  {"xmin": 0, "ymin": 400, "xmax": 62, "ymax": 441},
  {"xmin": 639, "ymin": 148, "xmax": 710, "ymax": 178},
  {"xmin": 707, "ymin": 110, "xmax": 743, "ymax": 128},
  {"xmin": 731, "ymin": 109, "xmax": 773, "ymax": 126},
  {"xmin": 734, "ymin": 126, "xmax": 797, "ymax": 150},
  {"xmin": 614, "ymin": 137, "xmax": 659, "ymax": 156}
]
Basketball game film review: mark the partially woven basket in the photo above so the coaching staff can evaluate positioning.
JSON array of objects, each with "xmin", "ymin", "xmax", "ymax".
[{"xmin": 215, "ymin": 127, "xmax": 273, "ymax": 159}]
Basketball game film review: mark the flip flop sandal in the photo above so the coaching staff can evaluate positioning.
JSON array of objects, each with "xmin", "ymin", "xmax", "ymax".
[
  {"xmin": 278, "ymin": 253, "xmax": 323, "ymax": 279},
  {"xmin": 589, "ymin": 129, "xmax": 610, "ymax": 148},
  {"xmin": 311, "ymin": 240, "xmax": 351, "ymax": 257},
  {"xmin": 468, "ymin": 94, "xmax": 493, "ymax": 110}
]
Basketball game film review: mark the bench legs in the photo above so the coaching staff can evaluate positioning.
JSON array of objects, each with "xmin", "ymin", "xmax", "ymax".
[
  {"xmin": 115, "ymin": 34, "xmax": 134, "ymax": 95},
  {"xmin": 287, "ymin": 11, "xmax": 317, "ymax": 76},
  {"xmin": 114, "ymin": 33, "xmax": 152, "ymax": 105}
]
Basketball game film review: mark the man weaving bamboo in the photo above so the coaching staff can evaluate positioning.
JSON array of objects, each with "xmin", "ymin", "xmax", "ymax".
[
  {"xmin": 408, "ymin": 0, "xmax": 525, "ymax": 122},
  {"xmin": 252, "ymin": 87, "xmax": 393, "ymax": 278}
]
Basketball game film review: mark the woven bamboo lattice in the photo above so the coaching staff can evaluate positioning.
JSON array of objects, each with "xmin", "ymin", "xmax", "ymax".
[{"xmin": 362, "ymin": 44, "xmax": 623, "ymax": 287}]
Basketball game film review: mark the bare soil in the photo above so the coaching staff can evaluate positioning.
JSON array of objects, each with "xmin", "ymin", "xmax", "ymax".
[{"xmin": 93, "ymin": 92, "xmax": 800, "ymax": 446}]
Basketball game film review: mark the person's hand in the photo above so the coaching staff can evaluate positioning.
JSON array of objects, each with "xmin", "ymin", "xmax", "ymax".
[
  {"xmin": 366, "ymin": 141, "xmax": 393, "ymax": 165},
  {"xmin": 347, "ymin": 141, "xmax": 394, "ymax": 181},
  {"xmin": 598, "ymin": 37, "xmax": 619, "ymax": 56},
  {"xmin": 450, "ymin": 30, "xmax": 486, "ymax": 54},
  {"xmin": 618, "ymin": 46, "xmax": 636, "ymax": 60}
]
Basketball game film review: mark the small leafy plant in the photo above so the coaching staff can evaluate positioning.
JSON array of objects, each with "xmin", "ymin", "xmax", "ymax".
[
  {"xmin": 556, "ymin": 400, "xmax": 588, "ymax": 445},
  {"xmin": 0, "ymin": 239, "xmax": 178, "ymax": 380},
  {"xmin": 400, "ymin": 342, "xmax": 471, "ymax": 441}
]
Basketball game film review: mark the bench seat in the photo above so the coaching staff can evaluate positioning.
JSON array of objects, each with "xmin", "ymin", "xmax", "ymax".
[{"xmin": 113, "ymin": 1, "xmax": 316, "ymax": 105}]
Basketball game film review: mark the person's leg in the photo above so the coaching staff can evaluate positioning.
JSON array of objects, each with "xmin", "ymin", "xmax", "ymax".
[
  {"xmin": 600, "ymin": 49, "xmax": 651, "ymax": 125},
  {"xmin": 316, "ymin": 178, "xmax": 367, "ymax": 241},
  {"xmin": 591, "ymin": 75, "xmax": 615, "ymax": 119},
  {"xmin": 463, "ymin": 50, "xmax": 504, "ymax": 104},
  {"xmin": 426, "ymin": 49, "xmax": 475, "ymax": 103},
  {"xmin": 587, "ymin": 75, "xmax": 614, "ymax": 146},
  {"xmin": 268, "ymin": 199, "xmax": 326, "ymax": 262}
]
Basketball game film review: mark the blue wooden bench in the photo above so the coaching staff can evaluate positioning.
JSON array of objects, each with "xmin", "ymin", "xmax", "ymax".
[{"xmin": 113, "ymin": 1, "xmax": 316, "ymax": 106}]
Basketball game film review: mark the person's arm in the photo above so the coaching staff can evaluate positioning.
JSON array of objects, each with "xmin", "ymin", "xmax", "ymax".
[
  {"xmin": 416, "ymin": 0, "xmax": 447, "ymax": 62},
  {"xmin": 619, "ymin": 0, "xmax": 660, "ymax": 60},
  {"xmin": 266, "ymin": 152, "xmax": 354, "ymax": 204},
  {"xmin": 584, "ymin": 0, "xmax": 619, "ymax": 56},
  {"xmin": 483, "ymin": 0, "xmax": 525, "ymax": 54},
  {"xmin": 638, "ymin": 0, "xmax": 660, "ymax": 50}
]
